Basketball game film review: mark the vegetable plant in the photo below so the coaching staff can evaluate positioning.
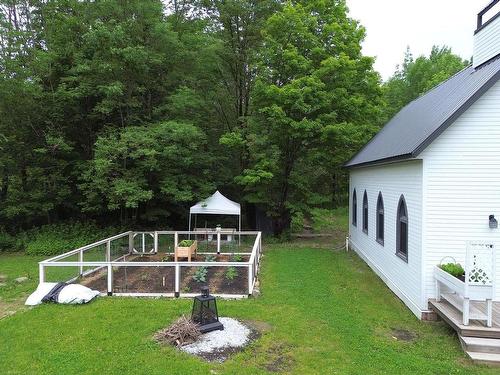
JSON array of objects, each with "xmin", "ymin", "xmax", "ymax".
[
  {"xmin": 440, "ymin": 263, "xmax": 465, "ymax": 279},
  {"xmin": 193, "ymin": 267, "xmax": 208, "ymax": 283},
  {"xmin": 179, "ymin": 240, "xmax": 194, "ymax": 247},
  {"xmin": 204, "ymin": 254, "xmax": 217, "ymax": 262},
  {"xmin": 231, "ymin": 253, "xmax": 243, "ymax": 262},
  {"xmin": 225, "ymin": 266, "xmax": 238, "ymax": 281}
]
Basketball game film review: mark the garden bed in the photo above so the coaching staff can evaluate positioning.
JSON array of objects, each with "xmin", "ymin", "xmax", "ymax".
[{"xmin": 81, "ymin": 253, "xmax": 249, "ymax": 295}]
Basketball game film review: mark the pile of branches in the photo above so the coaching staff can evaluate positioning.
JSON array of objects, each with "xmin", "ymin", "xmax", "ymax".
[{"xmin": 153, "ymin": 315, "xmax": 201, "ymax": 347}]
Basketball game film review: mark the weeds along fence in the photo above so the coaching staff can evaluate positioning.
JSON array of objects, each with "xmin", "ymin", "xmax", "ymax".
[{"xmin": 39, "ymin": 230, "xmax": 262, "ymax": 298}]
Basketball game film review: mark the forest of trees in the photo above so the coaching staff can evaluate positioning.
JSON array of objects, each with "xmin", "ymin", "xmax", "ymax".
[{"xmin": 0, "ymin": 0, "xmax": 468, "ymax": 234}]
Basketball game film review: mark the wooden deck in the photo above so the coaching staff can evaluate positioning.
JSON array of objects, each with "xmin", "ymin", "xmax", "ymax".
[{"xmin": 429, "ymin": 299, "xmax": 500, "ymax": 339}]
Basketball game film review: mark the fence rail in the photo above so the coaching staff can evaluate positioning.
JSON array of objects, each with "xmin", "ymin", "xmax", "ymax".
[{"xmin": 39, "ymin": 230, "xmax": 262, "ymax": 298}]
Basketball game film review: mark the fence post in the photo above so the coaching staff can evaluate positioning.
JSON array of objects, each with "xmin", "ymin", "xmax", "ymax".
[
  {"xmin": 259, "ymin": 232, "xmax": 262, "ymax": 255},
  {"xmin": 107, "ymin": 264, "xmax": 113, "ymax": 296},
  {"xmin": 79, "ymin": 250, "xmax": 83, "ymax": 276},
  {"xmin": 175, "ymin": 264, "xmax": 180, "ymax": 297},
  {"xmin": 128, "ymin": 232, "xmax": 134, "ymax": 253},
  {"xmin": 142, "ymin": 233, "xmax": 145, "ymax": 253},
  {"xmin": 154, "ymin": 231, "xmax": 158, "ymax": 254},
  {"xmin": 217, "ymin": 227, "xmax": 221, "ymax": 254},
  {"xmin": 106, "ymin": 240, "xmax": 111, "ymax": 262},
  {"xmin": 39, "ymin": 263, "xmax": 45, "ymax": 284},
  {"xmin": 248, "ymin": 264, "xmax": 253, "ymax": 296}
]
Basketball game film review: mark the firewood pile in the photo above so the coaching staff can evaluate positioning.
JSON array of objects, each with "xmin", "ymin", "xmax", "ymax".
[{"xmin": 153, "ymin": 315, "xmax": 201, "ymax": 347}]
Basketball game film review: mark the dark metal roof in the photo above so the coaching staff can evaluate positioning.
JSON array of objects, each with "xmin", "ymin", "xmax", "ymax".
[{"xmin": 345, "ymin": 56, "xmax": 500, "ymax": 168}]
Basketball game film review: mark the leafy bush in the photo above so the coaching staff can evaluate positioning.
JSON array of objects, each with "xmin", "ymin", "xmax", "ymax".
[
  {"xmin": 21, "ymin": 222, "xmax": 120, "ymax": 256},
  {"xmin": 225, "ymin": 266, "xmax": 238, "ymax": 281},
  {"xmin": 0, "ymin": 230, "xmax": 17, "ymax": 252},
  {"xmin": 311, "ymin": 207, "xmax": 348, "ymax": 233},
  {"xmin": 290, "ymin": 211, "xmax": 305, "ymax": 233},
  {"xmin": 440, "ymin": 263, "xmax": 465, "ymax": 279},
  {"xmin": 193, "ymin": 267, "xmax": 208, "ymax": 283},
  {"xmin": 178, "ymin": 240, "xmax": 194, "ymax": 247}
]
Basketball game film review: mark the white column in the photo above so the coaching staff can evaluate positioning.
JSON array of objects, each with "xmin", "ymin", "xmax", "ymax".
[
  {"xmin": 39, "ymin": 263, "xmax": 45, "ymax": 284},
  {"xmin": 128, "ymin": 232, "xmax": 134, "ymax": 253},
  {"xmin": 217, "ymin": 227, "xmax": 221, "ymax": 254},
  {"xmin": 463, "ymin": 298, "xmax": 470, "ymax": 325},
  {"xmin": 248, "ymin": 264, "xmax": 253, "ymax": 295},
  {"xmin": 78, "ymin": 250, "xmax": 83, "ymax": 276},
  {"xmin": 175, "ymin": 264, "xmax": 180, "ymax": 297},
  {"xmin": 154, "ymin": 231, "xmax": 158, "ymax": 254},
  {"xmin": 106, "ymin": 240, "xmax": 111, "ymax": 262},
  {"xmin": 435, "ymin": 280, "xmax": 441, "ymax": 302},
  {"xmin": 107, "ymin": 264, "xmax": 113, "ymax": 296}
]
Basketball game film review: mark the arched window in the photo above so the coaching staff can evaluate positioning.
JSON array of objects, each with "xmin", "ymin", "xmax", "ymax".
[
  {"xmin": 396, "ymin": 195, "xmax": 408, "ymax": 261},
  {"xmin": 376, "ymin": 192, "xmax": 384, "ymax": 245},
  {"xmin": 362, "ymin": 190, "xmax": 368, "ymax": 234},
  {"xmin": 352, "ymin": 189, "xmax": 357, "ymax": 226}
]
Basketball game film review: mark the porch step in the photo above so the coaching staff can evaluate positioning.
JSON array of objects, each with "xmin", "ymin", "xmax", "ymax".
[
  {"xmin": 460, "ymin": 336, "xmax": 500, "ymax": 354},
  {"xmin": 465, "ymin": 351, "xmax": 500, "ymax": 366},
  {"xmin": 428, "ymin": 299, "xmax": 500, "ymax": 339}
]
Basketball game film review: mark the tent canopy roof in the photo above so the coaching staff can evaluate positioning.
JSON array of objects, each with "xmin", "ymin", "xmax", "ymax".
[{"xmin": 190, "ymin": 190, "xmax": 240, "ymax": 216}]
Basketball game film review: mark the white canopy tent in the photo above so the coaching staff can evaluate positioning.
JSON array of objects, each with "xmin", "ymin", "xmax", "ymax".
[{"xmin": 189, "ymin": 190, "xmax": 241, "ymax": 233}]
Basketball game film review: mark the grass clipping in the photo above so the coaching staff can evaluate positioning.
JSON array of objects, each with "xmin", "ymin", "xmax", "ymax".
[{"xmin": 154, "ymin": 315, "xmax": 201, "ymax": 347}]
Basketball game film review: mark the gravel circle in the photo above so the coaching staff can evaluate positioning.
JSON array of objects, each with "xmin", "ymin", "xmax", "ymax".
[{"xmin": 180, "ymin": 317, "xmax": 253, "ymax": 361}]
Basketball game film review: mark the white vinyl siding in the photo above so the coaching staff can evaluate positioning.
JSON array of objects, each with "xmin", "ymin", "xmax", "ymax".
[
  {"xmin": 420, "ymin": 79, "xmax": 500, "ymax": 301},
  {"xmin": 349, "ymin": 160, "xmax": 424, "ymax": 316},
  {"xmin": 473, "ymin": 14, "xmax": 500, "ymax": 68}
]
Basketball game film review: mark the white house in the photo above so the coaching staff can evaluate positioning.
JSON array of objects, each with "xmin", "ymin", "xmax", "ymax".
[{"xmin": 346, "ymin": 2, "xmax": 500, "ymax": 323}]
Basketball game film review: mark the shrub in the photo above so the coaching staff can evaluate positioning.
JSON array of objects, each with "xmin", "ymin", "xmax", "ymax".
[
  {"xmin": 193, "ymin": 267, "xmax": 208, "ymax": 283},
  {"xmin": 440, "ymin": 263, "xmax": 465, "ymax": 278},
  {"xmin": 310, "ymin": 207, "xmax": 349, "ymax": 233},
  {"xmin": 21, "ymin": 222, "xmax": 120, "ymax": 256},
  {"xmin": 290, "ymin": 211, "xmax": 305, "ymax": 233},
  {"xmin": 225, "ymin": 266, "xmax": 238, "ymax": 281},
  {"xmin": 178, "ymin": 240, "xmax": 194, "ymax": 247},
  {"xmin": 0, "ymin": 230, "xmax": 17, "ymax": 252}
]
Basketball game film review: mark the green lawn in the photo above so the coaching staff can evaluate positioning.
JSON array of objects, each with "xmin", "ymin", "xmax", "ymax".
[{"xmin": 0, "ymin": 243, "xmax": 497, "ymax": 374}]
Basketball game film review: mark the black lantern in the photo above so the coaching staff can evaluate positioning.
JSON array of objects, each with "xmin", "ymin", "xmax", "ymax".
[
  {"xmin": 490, "ymin": 215, "xmax": 498, "ymax": 229},
  {"xmin": 191, "ymin": 286, "xmax": 224, "ymax": 333}
]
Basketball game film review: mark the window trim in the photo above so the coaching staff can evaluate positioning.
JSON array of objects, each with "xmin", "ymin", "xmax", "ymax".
[
  {"xmin": 396, "ymin": 195, "xmax": 408, "ymax": 262},
  {"xmin": 376, "ymin": 192, "xmax": 384, "ymax": 246},
  {"xmin": 352, "ymin": 189, "xmax": 357, "ymax": 227},
  {"xmin": 362, "ymin": 190, "xmax": 368, "ymax": 234}
]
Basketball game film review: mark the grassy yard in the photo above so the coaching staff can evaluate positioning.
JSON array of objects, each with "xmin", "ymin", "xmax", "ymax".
[{"xmin": 0, "ymin": 241, "xmax": 498, "ymax": 374}]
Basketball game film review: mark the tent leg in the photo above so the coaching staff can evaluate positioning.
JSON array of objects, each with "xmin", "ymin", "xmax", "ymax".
[
  {"xmin": 188, "ymin": 214, "xmax": 192, "ymax": 240},
  {"xmin": 239, "ymin": 214, "xmax": 241, "ymax": 246}
]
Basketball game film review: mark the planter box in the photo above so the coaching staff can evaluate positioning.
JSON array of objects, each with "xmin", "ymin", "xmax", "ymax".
[
  {"xmin": 435, "ymin": 266, "xmax": 493, "ymax": 326},
  {"xmin": 435, "ymin": 266, "xmax": 493, "ymax": 300},
  {"xmin": 175, "ymin": 240, "xmax": 198, "ymax": 262}
]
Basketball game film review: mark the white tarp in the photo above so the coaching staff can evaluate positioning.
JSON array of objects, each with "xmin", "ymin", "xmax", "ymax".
[
  {"xmin": 25, "ymin": 283, "xmax": 100, "ymax": 306},
  {"xmin": 190, "ymin": 191, "xmax": 240, "ymax": 216}
]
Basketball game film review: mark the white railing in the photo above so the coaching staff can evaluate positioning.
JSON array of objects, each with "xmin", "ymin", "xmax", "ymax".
[{"xmin": 39, "ymin": 230, "xmax": 262, "ymax": 298}]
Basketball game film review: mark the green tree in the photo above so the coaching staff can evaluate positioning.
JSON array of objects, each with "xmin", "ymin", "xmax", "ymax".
[
  {"xmin": 383, "ymin": 46, "xmax": 468, "ymax": 119},
  {"xmin": 79, "ymin": 121, "xmax": 214, "ymax": 223},
  {"xmin": 237, "ymin": 0, "xmax": 383, "ymax": 234}
]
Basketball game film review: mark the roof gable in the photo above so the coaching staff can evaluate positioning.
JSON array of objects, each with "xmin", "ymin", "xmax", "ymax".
[{"xmin": 345, "ymin": 57, "xmax": 500, "ymax": 168}]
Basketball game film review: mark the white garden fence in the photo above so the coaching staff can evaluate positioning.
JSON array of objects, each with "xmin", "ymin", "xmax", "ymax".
[{"xmin": 39, "ymin": 230, "xmax": 262, "ymax": 299}]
